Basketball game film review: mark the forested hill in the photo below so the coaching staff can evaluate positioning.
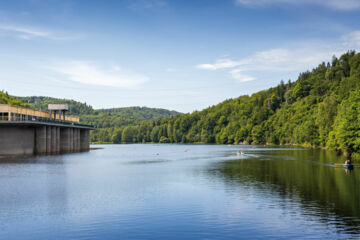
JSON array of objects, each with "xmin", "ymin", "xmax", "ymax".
[
  {"xmin": 81, "ymin": 107, "xmax": 181, "ymax": 128},
  {"xmin": 97, "ymin": 51, "xmax": 360, "ymax": 157},
  {"xmin": 14, "ymin": 96, "xmax": 181, "ymax": 128},
  {"xmin": 98, "ymin": 107, "xmax": 180, "ymax": 120},
  {"xmin": 14, "ymin": 96, "xmax": 94, "ymax": 115},
  {"xmin": 0, "ymin": 91, "xmax": 29, "ymax": 107}
]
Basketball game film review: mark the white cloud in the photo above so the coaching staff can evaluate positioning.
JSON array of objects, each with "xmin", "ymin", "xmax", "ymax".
[
  {"xmin": 0, "ymin": 24, "xmax": 80, "ymax": 40},
  {"xmin": 48, "ymin": 61, "xmax": 149, "ymax": 88},
  {"xmin": 235, "ymin": 0, "xmax": 360, "ymax": 10},
  {"xmin": 197, "ymin": 30, "xmax": 360, "ymax": 83},
  {"xmin": 197, "ymin": 59, "xmax": 247, "ymax": 70},
  {"xmin": 0, "ymin": 25, "xmax": 50, "ymax": 38},
  {"xmin": 343, "ymin": 31, "xmax": 360, "ymax": 47},
  {"xmin": 230, "ymin": 69, "xmax": 255, "ymax": 82}
]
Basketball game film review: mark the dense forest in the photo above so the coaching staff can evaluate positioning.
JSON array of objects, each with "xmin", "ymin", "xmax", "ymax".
[
  {"xmin": 82, "ymin": 107, "xmax": 181, "ymax": 128},
  {"xmin": 14, "ymin": 96, "xmax": 94, "ymax": 115},
  {"xmin": 0, "ymin": 91, "xmax": 29, "ymax": 107},
  {"xmin": 13, "ymin": 95, "xmax": 181, "ymax": 136},
  {"xmin": 4, "ymin": 51, "xmax": 360, "ymax": 157},
  {"xmin": 90, "ymin": 51, "xmax": 360, "ymax": 158}
]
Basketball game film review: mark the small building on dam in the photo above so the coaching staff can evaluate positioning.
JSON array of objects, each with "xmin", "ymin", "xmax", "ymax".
[{"xmin": 0, "ymin": 104, "xmax": 95, "ymax": 156}]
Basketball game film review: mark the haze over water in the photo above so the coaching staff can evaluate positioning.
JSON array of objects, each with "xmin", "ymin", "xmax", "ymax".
[{"xmin": 0, "ymin": 144, "xmax": 359, "ymax": 239}]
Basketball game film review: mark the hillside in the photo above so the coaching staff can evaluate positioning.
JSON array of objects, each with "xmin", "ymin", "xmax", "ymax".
[
  {"xmin": 98, "ymin": 107, "xmax": 180, "ymax": 120},
  {"xmin": 14, "ymin": 96, "xmax": 181, "ymax": 128},
  {"xmin": 14, "ymin": 96, "xmax": 94, "ymax": 115},
  {"xmin": 98, "ymin": 51, "xmax": 360, "ymax": 157},
  {"xmin": 0, "ymin": 91, "xmax": 29, "ymax": 107}
]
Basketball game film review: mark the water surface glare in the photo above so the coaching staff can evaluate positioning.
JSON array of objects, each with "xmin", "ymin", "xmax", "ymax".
[{"xmin": 0, "ymin": 144, "xmax": 359, "ymax": 239}]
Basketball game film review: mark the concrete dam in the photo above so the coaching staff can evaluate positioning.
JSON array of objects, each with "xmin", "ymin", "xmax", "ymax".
[{"xmin": 0, "ymin": 104, "xmax": 95, "ymax": 156}]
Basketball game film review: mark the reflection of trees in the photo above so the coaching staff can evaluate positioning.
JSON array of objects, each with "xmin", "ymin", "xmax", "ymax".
[{"xmin": 209, "ymin": 149, "xmax": 360, "ymax": 231}]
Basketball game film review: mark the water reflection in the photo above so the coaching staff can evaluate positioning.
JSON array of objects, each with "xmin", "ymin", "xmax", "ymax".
[
  {"xmin": 0, "ymin": 145, "xmax": 359, "ymax": 239},
  {"xmin": 0, "ymin": 155, "xmax": 68, "ymax": 237},
  {"xmin": 208, "ymin": 148, "xmax": 360, "ymax": 235}
]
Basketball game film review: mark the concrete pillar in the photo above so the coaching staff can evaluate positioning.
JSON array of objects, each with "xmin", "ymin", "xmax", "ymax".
[
  {"xmin": 60, "ymin": 128, "xmax": 71, "ymax": 153},
  {"xmin": 35, "ymin": 126, "xmax": 47, "ymax": 154},
  {"xmin": 56, "ymin": 127, "xmax": 60, "ymax": 153},
  {"xmin": 73, "ymin": 128, "xmax": 77, "ymax": 152},
  {"xmin": 46, "ymin": 126, "xmax": 52, "ymax": 154},
  {"xmin": 76, "ymin": 129, "xmax": 81, "ymax": 151},
  {"xmin": 76, "ymin": 129, "xmax": 80, "ymax": 151},
  {"xmin": 51, "ymin": 127, "xmax": 56, "ymax": 153},
  {"xmin": 80, "ymin": 129, "xmax": 90, "ymax": 151},
  {"xmin": 69, "ymin": 128, "xmax": 74, "ymax": 152}
]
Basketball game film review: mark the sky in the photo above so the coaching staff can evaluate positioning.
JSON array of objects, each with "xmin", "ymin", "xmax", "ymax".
[{"xmin": 0, "ymin": 0, "xmax": 360, "ymax": 113}]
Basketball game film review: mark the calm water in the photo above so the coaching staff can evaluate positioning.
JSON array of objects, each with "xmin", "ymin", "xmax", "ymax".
[{"xmin": 0, "ymin": 144, "xmax": 359, "ymax": 239}]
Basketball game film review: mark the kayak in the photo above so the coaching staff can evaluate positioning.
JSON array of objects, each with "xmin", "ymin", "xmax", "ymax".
[{"xmin": 343, "ymin": 164, "xmax": 354, "ymax": 170}]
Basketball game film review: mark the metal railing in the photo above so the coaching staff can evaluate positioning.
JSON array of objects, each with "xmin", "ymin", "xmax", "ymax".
[{"xmin": 1, "ymin": 116, "xmax": 95, "ymax": 128}]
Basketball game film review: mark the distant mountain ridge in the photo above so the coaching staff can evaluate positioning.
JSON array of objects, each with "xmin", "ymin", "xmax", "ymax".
[
  {"xmin": 14, "ymin": 96, "xmax": 181, "ymax": 128},
  {"xmin": 97, "ymin": 106, "xmax": 181, "ymax": 120}
]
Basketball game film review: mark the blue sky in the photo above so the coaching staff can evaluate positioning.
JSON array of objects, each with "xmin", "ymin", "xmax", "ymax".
[{"xmin": 1, "ymin": 0, "xmax": 360, "ymax": 112}]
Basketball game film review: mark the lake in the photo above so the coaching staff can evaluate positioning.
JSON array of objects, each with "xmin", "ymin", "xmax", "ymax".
[{"xmin": 0, "ymin": 144, "xmax": 359, "ymax": 239}]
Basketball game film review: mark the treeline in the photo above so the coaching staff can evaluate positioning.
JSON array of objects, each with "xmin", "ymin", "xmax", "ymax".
[
  {"xmin": 0, "ymin": 91, "xmax": 29, "ymax": 107},
  {"xmin": 92, "ymin": 51, "xmax": 360, "ymax": 157},
  {"xmin": 15, "ymin": 96, "xmax": 181, "ymax": 129},
  {"xmin": 15, "ymin": 96, "xmax": 94, "ymax": 115},
  {"xmin": 83, "ymin": 107, "xmax": 181, "ymax": 128}
]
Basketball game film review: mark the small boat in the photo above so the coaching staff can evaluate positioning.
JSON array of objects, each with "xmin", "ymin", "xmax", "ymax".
[
  {"xmin": 236, "ymin": 151, "xmax": 244, "ymax": 156},
  {"xmin": 343, "ymin": 164, "xmax": 354, "ymax": 170}
]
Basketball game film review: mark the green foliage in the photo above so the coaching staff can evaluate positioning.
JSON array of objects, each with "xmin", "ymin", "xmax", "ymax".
[
  {"xmin": 327, "ymin": 90, "xmax": 360, "ymax": 155},
  {"xmin": 9, "ymin": 51, "xmax": 360, "ymax": 157},
  {"xmin": 0, "ymin": 91, "xmax": 29, "ymax": 107},
  {"xmin": 91, "ymin": 51, "xmax": 360, "ymax": 157},
  {"xmin": 15, "ymin": 96, "xmax": 94, "ymax": 115}
]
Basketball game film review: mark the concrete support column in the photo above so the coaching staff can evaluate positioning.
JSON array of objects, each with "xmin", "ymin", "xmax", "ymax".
[
  {"xmin": 69, "ymin": 128, "xmax": 74, "ymax": 152},
  {"xmin": 73, "ymin": 128, "xmax": 77, "ymax": 152},
  {"xmin": 46, "ymin": 126, "xmax": 52, "ymax": 154},
  {"xmin": 80, "ymin": 129, "xmax": 90, "ymax": 151},
  {"xmin": 51, "ymin": 127, "xmax": 56, "ymax": 153},
  {"xmin": 35, "ymin": 126, "xmax": 47, "ymax": 154},
  {"xmin": 56, "ymin": 127, "xmax": 60, "ymax": 153},
  {"xmin": 79, "ymin": 129, "xmax": 82, "ymax": 150},
  {"xmin": 60, "ymin": 128, "xmax": 71, "ymax": 153},
  {"xmin": 76, "ymin": 129, "xmax": 81, "ymax": 151}
]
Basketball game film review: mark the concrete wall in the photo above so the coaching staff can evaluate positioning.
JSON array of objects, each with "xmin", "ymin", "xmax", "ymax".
[
  {"xmin": 80, "ymin": 129, "xmax": 89, "ymax": 151},
  {"xmin": 46, "ymin": 126, "xmax": 52, "ymax": 154},
  {"xmin": 60, "ymin": 128, "xmax": 71, "ymax": 153},
  {"xmin": 0, "ymin": 125, "xmax": 91, "ymax": 156},
  {"xmin": 0, "ymin": 126, "xmax": 35, "ymax": 155},
  {"xmin": 35, "ymin": 126, "xmax": 47, "ymax": 154}
]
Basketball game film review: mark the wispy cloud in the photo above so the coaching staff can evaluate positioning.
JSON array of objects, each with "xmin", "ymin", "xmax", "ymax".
[
  {"xmin": 0, "ymin": 24, "xmax": 80, "ymax": 40},
  {"xmin": 47, "ymin": 61, "xmax": 149, "ymax": 88},
  {"xmin": 230, "ymin": 69, "xmax": 255, "ymax": 82},
  {"xmin": 197, "ymin": 59, "xmax": 248, "ymax": 70},
  {"xmin": 235, "ymin": 0, "xmax": 360, "ymax": 11},
  {"xmin": 343, "ymin": 31, "xmax": 360, "ymax": 47},
  {"xmin": 197, "ymin": 30, "xmax": 360, "ymax": 82}
]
